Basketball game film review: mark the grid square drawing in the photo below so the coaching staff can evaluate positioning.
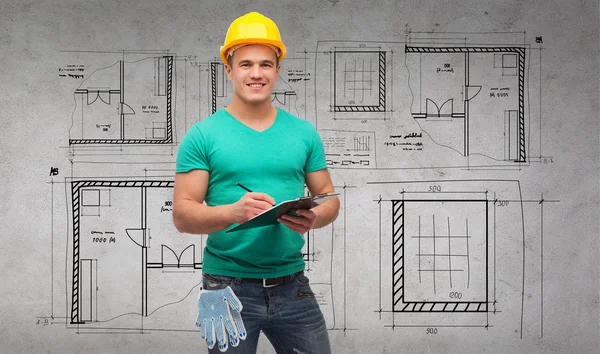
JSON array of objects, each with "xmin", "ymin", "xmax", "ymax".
[
  {"xmin": 391, "ymin": 199, "xmax": 489, "ymax": 312},
  {"xmin": 333, "ymin": 51, "xmax": 386, "ymax": 112}
]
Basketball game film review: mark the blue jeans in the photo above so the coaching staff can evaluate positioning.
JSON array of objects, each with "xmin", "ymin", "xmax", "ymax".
[{"xmin": 201, "ymin": 272, "xmax": 331, "ymax": 354}]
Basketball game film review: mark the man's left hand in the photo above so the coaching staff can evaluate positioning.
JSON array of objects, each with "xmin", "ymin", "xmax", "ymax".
[{"xmin": 277, "ymin": 209, "xmax": 316, "ymax": 234}]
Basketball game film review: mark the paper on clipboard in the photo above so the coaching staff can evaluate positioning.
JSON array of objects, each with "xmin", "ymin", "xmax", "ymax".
[{"xmin": 225, "ymin": 192, "xmax": 340, "ymax": 233}]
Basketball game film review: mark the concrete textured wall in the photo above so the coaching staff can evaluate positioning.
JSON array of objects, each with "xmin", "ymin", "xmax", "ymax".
[{"xmin": 0, "ymin": 0, "xmax": 598, "ymax": 353}]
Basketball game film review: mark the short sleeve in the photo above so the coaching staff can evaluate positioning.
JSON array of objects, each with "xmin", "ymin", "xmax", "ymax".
[
  {"xmin": 304, "ymin": 125, "xmax": 328, "ymax": 173},
  {"xmin": 175, "ymin": 125, "xmax": 210, "ymax": 173}
]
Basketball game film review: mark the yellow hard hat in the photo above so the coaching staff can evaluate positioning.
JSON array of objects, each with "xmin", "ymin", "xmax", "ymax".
[{"xmin": 220, "ymin": 12, "xmax": 287, "ymax": 64}]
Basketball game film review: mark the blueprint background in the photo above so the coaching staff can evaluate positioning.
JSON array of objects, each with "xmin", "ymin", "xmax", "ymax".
[{"xmin": 0, "ymin": 0, "xmax": 598, "ymax": 353}]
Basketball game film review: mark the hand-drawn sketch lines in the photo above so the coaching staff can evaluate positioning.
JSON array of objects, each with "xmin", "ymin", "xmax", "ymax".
[
  {"xmin": 68, "ymin": 180, "xmax": 199, "ymax": 330},
  {"xmin": 362, "ymin": 179, "xmax": 551, "ymax": 336},
  {"xmin": 390, "ymin": 197, "xmax": 490, "ymax": 313},
  {"xmin": 314, "ymin": 32, "xmax": 546, "ymax": 170},
  {"xmin": 44, "ymin": 177, "xmax": 349, "ymax": 334},
  {"xmin": 42, "ymin": 30, "xmax": 552, "ymax": 341},
  {"xmin": 405, "ymin": 46, "xmax": 526, "ymax": 162},
  {"xmin": 332, "ymin": 50, "xmax": 389, "ymax": 113},
  {"xmin": 305, "ymin": 184, "xmax": 356, "ymax": 333},
  {"xmin": 320, "ymin": 129, "xmax": 378, "ymax": 168},
  {"xmin": 62, "ymin": 50, "xmax": 199, "ymax": 164},
  {"xmin": 50, "ymin": 48, "xmax": 357, "ymax": 334},
  {"xmin": 69, "ymin": 56, "xmax": 175, "ymax": 145}
]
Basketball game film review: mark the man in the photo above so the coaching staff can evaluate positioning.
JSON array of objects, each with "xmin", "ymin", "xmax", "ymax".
[{"xmin": 173, "ymin": 12, "xmax": 339, "ymax": 354}]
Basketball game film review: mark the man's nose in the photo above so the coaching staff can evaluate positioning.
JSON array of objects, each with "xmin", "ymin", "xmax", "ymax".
[{"xmin": 249, "ymin": 64, "xmax": 262, "ymax": 78}]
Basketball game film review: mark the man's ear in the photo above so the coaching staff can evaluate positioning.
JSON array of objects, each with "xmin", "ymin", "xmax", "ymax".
[
  {"xmin": 276, "ymin": 63, "xmax": 281, "ymax": 75},
  {"xmin": 224, "ymin": 63, "xmax": 232, "ymax": 80}
]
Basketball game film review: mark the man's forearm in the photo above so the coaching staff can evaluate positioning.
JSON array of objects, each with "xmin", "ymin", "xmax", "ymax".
[
  {"xmin": 312, "ymin": 198, "xmax": 340, "ymax": 229},
  {"xmin": 173, "ymin": 200, "xmax": 235, "ymax": 235}
]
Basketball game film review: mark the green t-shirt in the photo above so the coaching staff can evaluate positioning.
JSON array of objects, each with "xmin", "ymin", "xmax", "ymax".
[{"xmin": 176, "ymin": 108, "xmax": 327, "ymax": 278}]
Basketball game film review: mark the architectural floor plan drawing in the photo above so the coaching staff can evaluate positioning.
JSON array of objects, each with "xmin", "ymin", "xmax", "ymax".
[
  {"xmin": 405, "ymin": 45, "xmax": 526, "ymax": 162},
  {"xmin": 314, "ymin": 32, "xmax": 544, "ymax": 170},
  {"xmin": 12, "ymin": 1, "xmax": 596, "ymax": 352},
  {"xmin": 377, "ymin": 182, "xmax": 507, "ymax": 329},
  {"xmin": 332, "ymin": 50, "xmax": 389, "ymax": 113},
  {"xmin": 43, "ymin": 177, "xmax": 349, "ymax": 334},
  {"xmin": 351, "ymin": 179, "xmax": 548, "ymax": 335},
  {"xmin": 68, "ymin": 180, "xmax": 199, "ymax": 330},
  {"xmin": 390, "ymin": 198, "xmax": 490, "ymax": 313},
  {"xmin": 63, "ymin": 51, "xmax": 215, "ymax": 163},
  {"xmin": 69, "ymin": 55, "xmax": 175, "ymax": 145},
  {"xmin": 304, "ymin": 185, "xmax": 356, "ymax": 333}
]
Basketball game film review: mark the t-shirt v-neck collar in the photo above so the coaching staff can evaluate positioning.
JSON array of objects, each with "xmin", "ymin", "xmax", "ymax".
[{"xmin": 222, "ymin": 108, "xmax": 281, "ymax": 135}]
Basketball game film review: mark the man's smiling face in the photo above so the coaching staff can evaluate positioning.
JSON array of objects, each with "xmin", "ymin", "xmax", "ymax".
[{"xmin": 225, "ymin": 44, "xmax": 280, "ymax": 107}]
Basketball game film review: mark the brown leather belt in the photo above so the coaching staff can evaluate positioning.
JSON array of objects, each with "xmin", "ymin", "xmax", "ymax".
[{"xmin": 240, "ymin": 271, "xmax": 304, "ymax": 287}]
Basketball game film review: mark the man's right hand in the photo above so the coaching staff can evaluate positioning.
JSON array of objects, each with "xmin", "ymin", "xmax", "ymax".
[{"xmin": 229, "ymin": 192, "xmax": 275, "ymax": 224}]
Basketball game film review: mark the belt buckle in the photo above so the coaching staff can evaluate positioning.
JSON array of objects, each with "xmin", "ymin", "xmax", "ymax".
[{"xmin": 262, "ymin": 278, "xmax": 278, "ymax": 288}]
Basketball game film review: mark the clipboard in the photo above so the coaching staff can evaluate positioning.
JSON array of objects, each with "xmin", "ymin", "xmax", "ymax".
[{"xmin": 225, "ymin": 192, "xmax": 340, "ymax": 233}]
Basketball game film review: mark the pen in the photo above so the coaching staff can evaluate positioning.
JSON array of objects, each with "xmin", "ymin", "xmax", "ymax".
[
  {"xmin": 237, "ymin": 183, "xmax": 253, "ymax": 193},
  {"xmin": 237, "ymin": 183, "xmax": 276, "ymax": 206}
]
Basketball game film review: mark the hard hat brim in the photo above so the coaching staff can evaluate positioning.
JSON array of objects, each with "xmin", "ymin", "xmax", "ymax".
[{"xmin": 220, "ymin": 38, "xmax": 287, "ymax": 64}]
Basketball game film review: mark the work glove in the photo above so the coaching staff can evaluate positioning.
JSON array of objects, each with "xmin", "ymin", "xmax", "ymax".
[{"xmin": 196, "ymin": 286, "xmax": 247, "ymax": 352}]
